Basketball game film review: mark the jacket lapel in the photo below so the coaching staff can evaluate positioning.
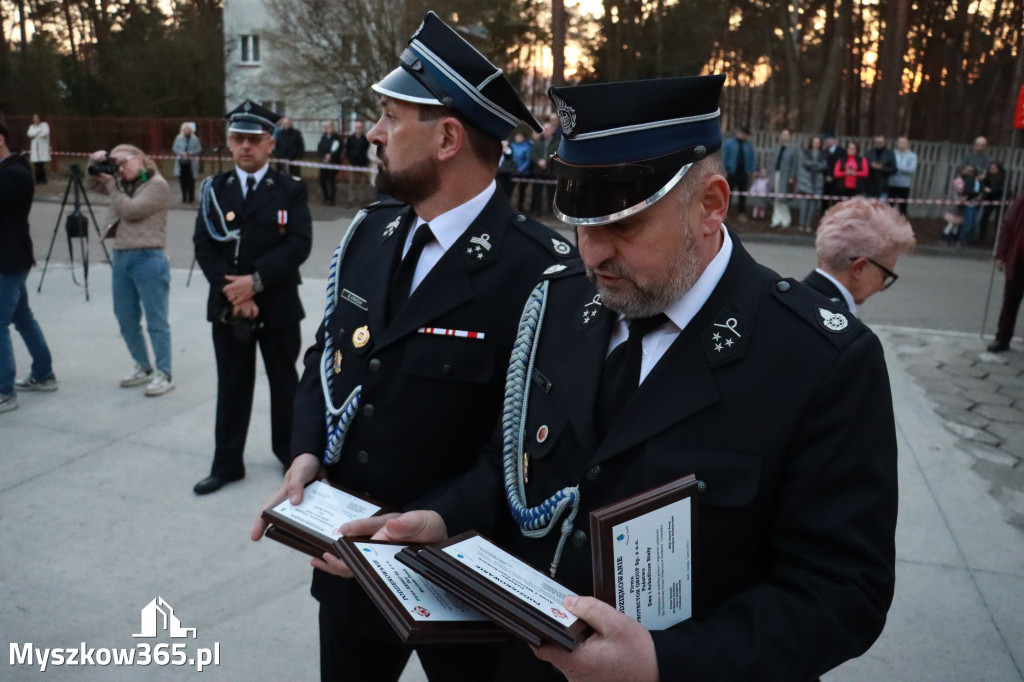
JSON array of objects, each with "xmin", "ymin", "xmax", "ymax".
[
  {"xmin": 345, "ymin": 206, "xmax": 413, "ymax": 338},
  {"xmin": 589, "ymin": 236, "xmax": 766, "ymax": 466},
  {"xmin": 241, "ymin": 168, "xmax": 279, "ymax": 217}
]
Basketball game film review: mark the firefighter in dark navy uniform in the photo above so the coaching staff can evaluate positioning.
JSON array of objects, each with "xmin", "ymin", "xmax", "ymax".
[
  {"xmin": 193, "ymin": 100, "xmax": 312, "ymax": 495},
  {"xmin": 344, "ymin": 75, "xmax": 899, "ymax": 682},
  {"xmin": 250, "ymin": 12, "xmax": 575, "ymax": 682}
]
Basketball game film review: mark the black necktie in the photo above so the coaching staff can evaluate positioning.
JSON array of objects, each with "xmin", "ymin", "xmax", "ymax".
[
  {"xmin": 387, "ymin": 223, "xmax": 434, "ymax": 323},
  {"xmin": 596, "ymin": 313, "xmax": 668, "ymax": 437},
  {"xmin": 244, "ymin": 175, "xmax": 256, "ymax": 201}
]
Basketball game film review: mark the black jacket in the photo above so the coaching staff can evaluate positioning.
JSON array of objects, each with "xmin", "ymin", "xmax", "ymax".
[
  {"xmin": 432, "ymin": 235, "xmax": 897, "ymax": 681},
  {"xmin": 193, "ymin": 167, "xmax": 312, "ymax": 326},
  {"xmin": 0, "ymin": 151, "xmax": 36, "ymax": 274},
  {"xmin": 275, "ymin": 127, "xmax": 305, "ymax": 161},
  {"xmin": 803, "ymin": 269, "xmax": 850, "ymax": 310}
]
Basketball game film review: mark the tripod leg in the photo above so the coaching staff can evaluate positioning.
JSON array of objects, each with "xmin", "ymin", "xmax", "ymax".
[
  {"xmin": 79, "ymin": 235, "xmax": 90, "ymax": 301},
  {"xmin": 78, "ymin": 178, "xmax": 112, "ymax": 264},
  {"xmin": 37, "ymin": 175, "xmax": 75, "ymax": 293},
  {"xmin": 187, "ymin": 255, "xmax": 197, "ymax": 287}
]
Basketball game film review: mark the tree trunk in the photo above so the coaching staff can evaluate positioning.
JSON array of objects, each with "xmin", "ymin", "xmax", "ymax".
[
  {"xmin": 810, "ymin": 0, "xmax": 849, "ymax": 135},
  {"xmin": 872, "ymin": 0, "xmax": 910, "ymax": 136},
  {"xmin": 551, "ymin": 0, "xmax": 565, "ymax": 86}
]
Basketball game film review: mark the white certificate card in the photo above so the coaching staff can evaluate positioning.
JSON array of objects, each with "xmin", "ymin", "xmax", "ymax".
[
  {"xmin": 270, "ymin": 481, "xmax": 381, "ymax": 541},
  {"xmin": 355, "ymin": 543, "xmax": 488, "ymax": 622},
  {"xmin": 442, "ymin": 536, "xmax": 580, "ymax": 627},
  {"xmin": 612, "ymin": 497, "xmax": 692, "ymax": 629}
]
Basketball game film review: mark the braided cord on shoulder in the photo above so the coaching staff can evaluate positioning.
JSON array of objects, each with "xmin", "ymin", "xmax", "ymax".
[
  {"xmin": 502, "ymin": 281, "xmax": 580, "ymax": 576},
  {"xmin": 199, "ymin": 177, "xmax": 240, "ymax": 244},
  {"xmin": 320, "ymin": 209, "xmax": 369, "ymax": 465}
]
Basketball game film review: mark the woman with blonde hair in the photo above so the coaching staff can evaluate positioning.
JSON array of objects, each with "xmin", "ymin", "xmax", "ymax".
[
  {"xmin": 86, "ymin": 143, "xmax": 175, "ymax": 396},
  {"xmin": 173, "ymin": 122, "xmax": 202, "ymax": 203}
]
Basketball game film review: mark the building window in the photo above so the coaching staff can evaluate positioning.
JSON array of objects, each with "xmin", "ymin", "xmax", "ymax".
[{"xmin": 240, "ymin": 35, "xmax": 261, "ymax": 65}]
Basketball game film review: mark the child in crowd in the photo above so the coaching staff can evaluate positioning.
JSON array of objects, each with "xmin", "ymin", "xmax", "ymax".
[{"xmin": 749, "ymin": 168, "xmax": 771, "ymax": 220}]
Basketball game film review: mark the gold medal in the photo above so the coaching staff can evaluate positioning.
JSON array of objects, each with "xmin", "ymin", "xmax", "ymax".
[
  {"xmin": 333, "ymin": 349, "xmax": 343, "ymax": 374},
  {"xmin": 225, "ymin": 211, "xmax": 236, "ymax": 221},
  {"xmin": 352, "ymin": 325, "xmax": 370, "ymax": 348}
]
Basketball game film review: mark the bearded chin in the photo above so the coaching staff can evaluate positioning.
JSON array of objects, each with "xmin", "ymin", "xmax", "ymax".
[
  {"xmin": 585, "ymin": 238, "xmax": 702, "ymax": 318},
  {"xmin": 374, "ymin": 157, "xmax": 440, "ymax": 205}
]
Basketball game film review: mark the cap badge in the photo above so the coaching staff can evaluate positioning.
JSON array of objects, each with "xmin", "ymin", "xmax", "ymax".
[
  {"xmin": 817, "ymin": 308, "xmax": 849, "ymax": 333},
  {"xmin": 551, "ymin": 92, "xmax": 577, "ymax": 137},
  {"xmin": 243, "ymin": 101, "xmax": 252, "ymax": 112},
  {"xmin": 551, "ymin": 238, "xmax": 572, "ymax": 255},
  {"xmin": 352, "ymin": 325, "xmax": 371, "ymax": 348},
  {"xmin": 543, "ymin": 264, "xmax": 568, "ymax": 275}
]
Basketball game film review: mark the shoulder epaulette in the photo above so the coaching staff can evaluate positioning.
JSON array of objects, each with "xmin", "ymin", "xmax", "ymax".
[
  {"xmin": 771, "ymin": 278, "xmax": 867, "ymax": 349},
  {"xmin": 510, "ymin": 212, "xmax": 577, "ymax": 259},
  {"xmin": 538, "ymin": 258, "xmax": 584, "ymax": 280}
]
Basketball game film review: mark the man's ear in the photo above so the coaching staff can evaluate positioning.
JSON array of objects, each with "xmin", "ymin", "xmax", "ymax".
[
  {"xmin": 436, "ymin": 117, "xmax": 465, "ymax": 162},
  {"xmin": 698, "ymin": 174, "xmax": 730, "ymax": 235}
]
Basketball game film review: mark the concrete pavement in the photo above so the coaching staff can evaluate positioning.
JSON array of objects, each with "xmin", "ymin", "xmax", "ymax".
[{"xmin": 2, "ymin": 200, "xmax": 1022, "ymax": 680}]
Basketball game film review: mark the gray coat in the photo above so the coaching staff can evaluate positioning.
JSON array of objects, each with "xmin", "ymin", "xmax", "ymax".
[
  {"xmin": 797, "ymin": 149, "xmax": 828, "ymax": 195},
  {"xmin": 172, "ymin": 134, "xmax": 202, "ymax": 177}
]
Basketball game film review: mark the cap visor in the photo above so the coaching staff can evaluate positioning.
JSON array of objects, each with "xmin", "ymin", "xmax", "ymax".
[
  {"xmin": 372, "ymin": 67, "xmax": 443, "ymax": 106},
  {"xmin": 553, "ymin": 164, "xmax": 691, "ymax": 225}
]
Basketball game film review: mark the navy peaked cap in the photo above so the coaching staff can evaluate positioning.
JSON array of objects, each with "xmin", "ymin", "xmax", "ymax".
[
  {"xmin": 372, "ymin": 11, "xmax": 540, "ymax": 139},
  {"xmin": 548, "ymin": 75, "xmax": 726, "ymax": 225},
  {"xmin": 226, "ymin": 99, "xmax": 280, "ymax": 134}
]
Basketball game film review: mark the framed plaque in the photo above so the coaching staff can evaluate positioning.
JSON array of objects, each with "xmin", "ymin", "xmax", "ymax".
[
  {"xmin": 396, "ymin": 531, "xmax": 591, "ymax": 651},
  {"xmin": 335, "ymin": 538, "xmax": 508, "ymax": 644},
  {"xmin": 260, "ymin": 480, "xmax": 383, "ymax": 558},
  {"xmin": 589, "ymin": 474, "xmax": 698, "ymax": 631}
]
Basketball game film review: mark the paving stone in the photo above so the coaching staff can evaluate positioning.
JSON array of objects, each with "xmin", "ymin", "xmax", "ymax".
[
  {"xmin": 950, "ymin": 376, "xmax": 995, "ymax": 393},
  {"xmin": 905, "ymin": 364, "xmax": 953, "ymax": 382},
  {"xmin": 960, "ymin": 441, "xmax": 1022, "ymax": 467},
  {"xmin": 985, "ymin": 422, "xmax": 1024, "ymax": 453},
  {"xmin": 944, "ymin": 420, "xmax": 1003, "ymax": 446},
  {"xmin": 974, "ymin": 403, "xmax": 1024, "ymax": 423},
  {"xmin": 927, "ymin": 392, "xmax": 976, "ymax": 411},
  {"xmin": 990, "ymin": 373, "xmax": 1024, "ymax": 391},
  {"xmin": 935, "ymin": 405, "xmax": 991, "ymax": 429},
  {"xmin": 914, "ymin": 378, "xmax": 962, "ymax": 396},
  {"xmin": 963, "ymin": 389, "xmax": 1015, "ymax": 407},
  {"xmin": 940, "ymin": 363, "xmax": 989, "ymax": 379},
  {"xmin": 994, "ymin": 488, "xmax": 1024, "ymax": 518}
]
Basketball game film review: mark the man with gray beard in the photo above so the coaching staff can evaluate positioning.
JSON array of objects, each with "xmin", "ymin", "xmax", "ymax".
[{"xmin": 348, "ymin": 74, "xmax": 898, "ymax": 681}]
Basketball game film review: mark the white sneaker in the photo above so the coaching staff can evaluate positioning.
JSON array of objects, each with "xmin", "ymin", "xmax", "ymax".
[
  {"xmin": 121, "ymin": 364, "xmax": 154, "ymax": 388},
  {"xmin": 0, "ymin": 393, "xmax": 17, "ymax": 413},
  {"xmin": 144, "ymin": 371, "xmax": 174, "ymax": 397}
]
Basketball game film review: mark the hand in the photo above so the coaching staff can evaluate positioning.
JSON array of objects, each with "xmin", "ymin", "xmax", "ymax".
[
  {"xmin": 223, "ymin": 274, "xmax": 255, "ymax": 306},
  {"xmin": 89, "ymin": 150, "xmax": 108, "ymax": 163},
  {"xmin": 233, "ymin": 299, "xmax": 259, "ymax": 319},
  {"xmin": 341, "ymin": 510, "xmax": 448, "ymax": 544},
  {"xmin": 995, "ymin": 258, "xmax": 1005, "ymax": 272},
  {"xmin": 532, "ymin": 596, "xmax": 659, "ymax": 682},
  {"xmin": 250, "ymin": 453, "xmax": 324, "ymax": 542}
]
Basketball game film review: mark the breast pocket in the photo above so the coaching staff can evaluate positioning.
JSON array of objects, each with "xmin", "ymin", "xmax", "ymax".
[
  {"xmin": 642, "ymin": 441, "xmax": 761, "ymax": 508},
  {"xmin": 402, "ymin": 335, "xmax": 497, "ymax": 384}
]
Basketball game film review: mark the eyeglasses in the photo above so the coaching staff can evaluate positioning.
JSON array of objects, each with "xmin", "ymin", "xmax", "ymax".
[
  {"xmin": 229, "ymin": 133, "xmax": 270, "ymax": 144},
  {"xmin": 851, "ymin": 256, "xmax": 899, "ymax": 290},
  {"xmin": 115, "ymin": 156, "xmax": 136, "ymax": 169}
]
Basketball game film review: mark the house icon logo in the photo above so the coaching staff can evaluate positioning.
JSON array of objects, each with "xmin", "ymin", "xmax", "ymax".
[{"xmin": 133, "ymin": 597, "xmax": 197, "ymax": 639}]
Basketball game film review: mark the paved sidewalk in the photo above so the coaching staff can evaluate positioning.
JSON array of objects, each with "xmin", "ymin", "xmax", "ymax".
[{"xmin": 2, "ymin": 264, "xmax": 1022, "ymax": 679}]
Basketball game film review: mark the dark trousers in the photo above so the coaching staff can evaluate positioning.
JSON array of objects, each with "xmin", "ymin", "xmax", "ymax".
[
  {"xmin": 995, "ymin": 260, "xmax": 1024, "ymax": 344},
  {"xmin": 728, "ymin": 171, "xmax": 749, "ymax": 213},
  {"xmin": 33, "ymin": 162, "xmax": 47, "ymax": 184},
  {"xmin": 889, "ymin": 186, "xmax": 910, "ymax": 215},
  {"xmin": 209, "ymin": 321, "xmax": 300, "ymax": 478},
  {"xmin": 317, "ymin": 578, "xmax": 500, "ymax": 682},
  {"xmin": 319, "ymin": 168, "xmax": 336, "ymax": 204},
  {"xmin": 179, "ymin": 164, "xmax": 195, "ymax": 203}
]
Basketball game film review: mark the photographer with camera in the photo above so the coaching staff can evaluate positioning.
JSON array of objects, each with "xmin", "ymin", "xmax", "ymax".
[{"xmin": 86, "ymin": 144, "xmax": 175, "ymax": 397}]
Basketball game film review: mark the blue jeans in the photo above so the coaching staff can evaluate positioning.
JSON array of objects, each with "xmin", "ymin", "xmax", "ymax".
[
  {"xmin": 960, "ymin": 206, "xmax": 980, "ymax": 245},
  {"xmin": 111, "ymin": 249, "xmax": 171, "ymax": 375},
  {"xmin": 0, "ymin": 270, "xmax": 54, "ymax": 395}
]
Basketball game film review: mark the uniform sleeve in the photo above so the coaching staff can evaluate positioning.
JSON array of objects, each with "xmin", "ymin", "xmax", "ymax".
[
  {"xmin": 651, "ymin": 331, "xmax": 897, "ymax": 681},
  {"xmin": 252, "ymin": 181, "xmax": 313, "ymax": 288},
  {"xmin": 291, "ymin": 319, "xmax": 330, "ymax": 459},
  {"xmin": 192, "ymin": 187, "xmax": 234, "ymax": 286}
]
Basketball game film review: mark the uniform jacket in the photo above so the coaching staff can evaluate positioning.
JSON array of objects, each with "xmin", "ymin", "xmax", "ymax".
[
  {"xmin": 803, "ymin": 269, "xmax": 850, "ymax": 310},
  {"xmin": 432, "ymin": 234, "xmax": 897, "ymax": 681},
  {"xmin": 293, "ymin": 192, "xmax": 576, "ymax": 620},
  {"xmin": 193, "ymin": 167, "xmax": 312, "ymax": 326},
  {"xmin": 0, "ymin": 151, "xmax": 36, "ymax": 274},
  {"xmin": 996, "ymin": 195, "xmax": 1024, "ymax": 276}
]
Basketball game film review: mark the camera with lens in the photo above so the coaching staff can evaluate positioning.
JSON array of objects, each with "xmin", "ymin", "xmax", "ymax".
[{"xmin": 88, "ymin": 153, "xmax": 118, "ymax": 176}]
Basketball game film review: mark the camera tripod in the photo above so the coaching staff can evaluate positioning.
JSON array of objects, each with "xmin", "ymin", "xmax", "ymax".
[{"xmin": 37, "ymin": 164, "xmax": 111, "ymax": 301}]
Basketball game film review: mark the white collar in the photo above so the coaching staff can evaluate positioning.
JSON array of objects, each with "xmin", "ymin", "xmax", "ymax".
[
  {"xmin": 814, "ymin": 267, "xmax": 858, "ymax": 315},
  {"xmin": 235, "ymin": 163, "xmax": 270, "ymax": 188},
  {"xmin": 410, "ymin": 181, "xmax": 497, "ymax": 252},
  {"xmin": 661, "ymin": 225, "xmax": 733, "ymax": 332}
]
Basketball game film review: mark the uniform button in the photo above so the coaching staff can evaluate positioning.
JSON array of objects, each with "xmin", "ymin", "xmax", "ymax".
[
  {"xmin": 368, "ymin": 358, "xmax": 382, "ymax": 372},
  {"xmin": 697, "ymin": 480, "xmax": 708, "ymax": 494},
  {"xmin": 776, "ymin": 281, "xmax": 791, "ymax": 292},
  {"xmin": 362, "ymin": 404, "xmax": 375, "ymax": 417},
  {"xmin": 571, "ymin": 530, "xmax": 588, "ymax": 548},
  {"xmin": 442, "ymin": 364, "xmax": 452, "ymax": 374},
  {"xmin": 586, "ymin": 465, "xmax": 601, "ymax": 481},
  {"xmin": 356, "ymin": 451, "xmax": 369, "ymax": 464},
  {"xmin": 516, "ymin": 214, "xmax": 527, "ymax": 223}
]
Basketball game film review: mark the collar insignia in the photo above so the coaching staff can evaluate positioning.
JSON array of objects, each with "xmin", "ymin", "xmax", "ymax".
[
  {"xmin": 382, "ymin": 215, "xmax": 402, "ymax": 240},
  {"xmin": 817, "ymin": 307, "xmax": 849, "ymax": 333},
  {"xmin": 543, "ymin": 264, "xmax": 568, "ymax": 275},
  {"xmin": 702, "ymin": 309, "xmax": 749, "ymax": 362},
  {"xmin": 465, "ymin": 233, "xmax": 493, "ymax": 261},
  {"xmin": 551, "ymin": 238, "xmax": 572, "ymax": 255}
]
